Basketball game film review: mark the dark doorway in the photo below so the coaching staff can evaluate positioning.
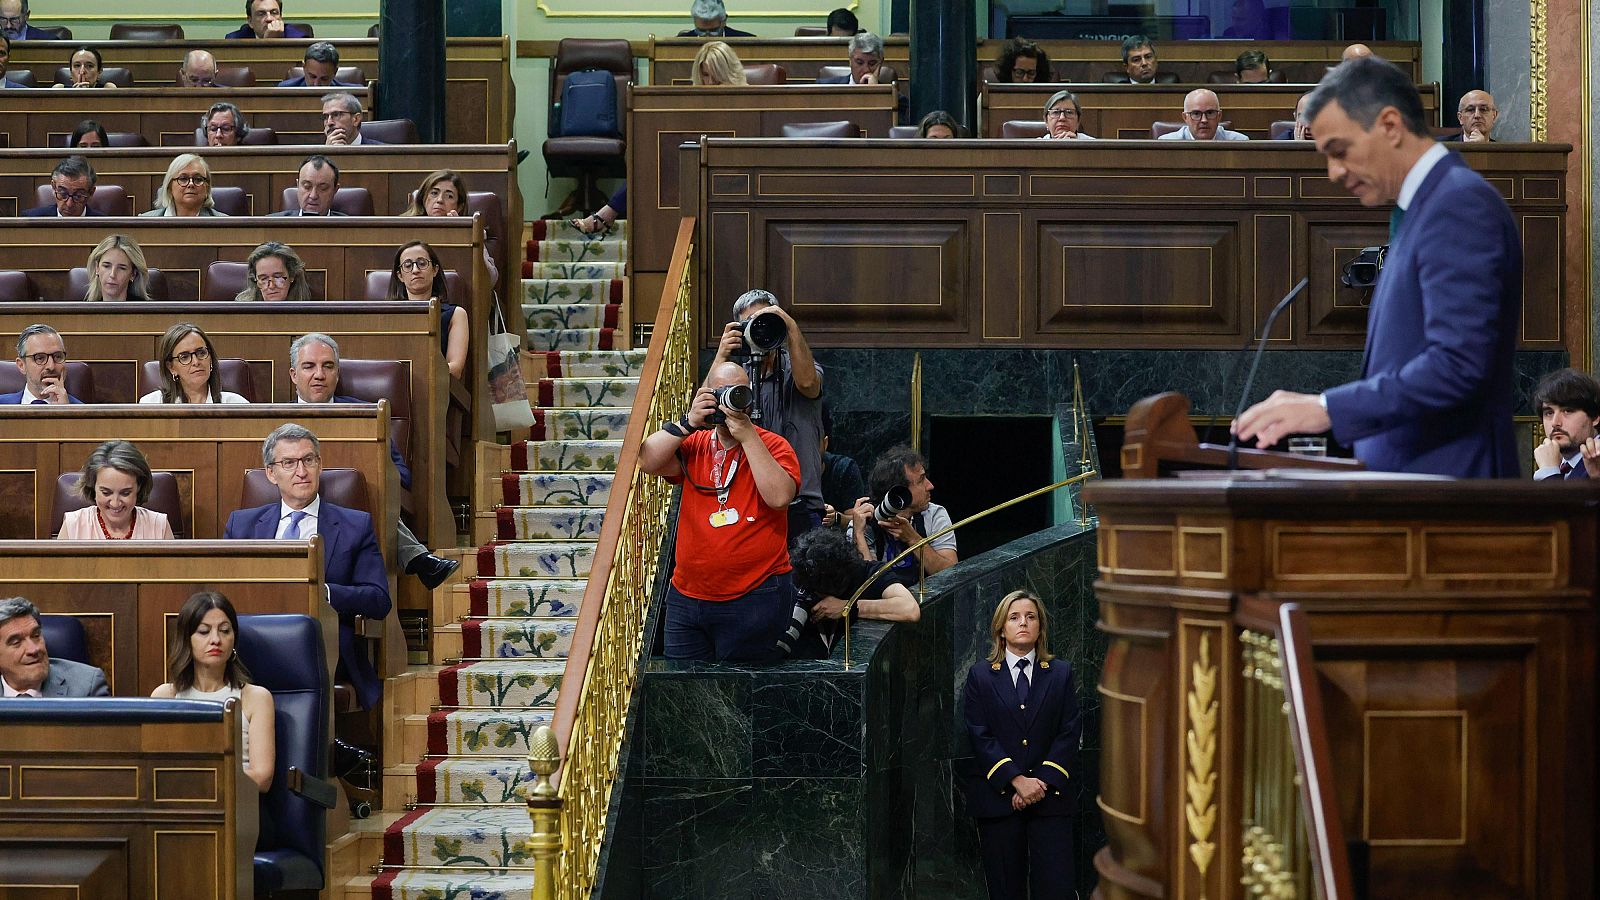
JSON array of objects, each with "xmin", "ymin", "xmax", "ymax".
[{"xmin": 929, "ymin": 415, "xmax": 1055, "ymax": 559}]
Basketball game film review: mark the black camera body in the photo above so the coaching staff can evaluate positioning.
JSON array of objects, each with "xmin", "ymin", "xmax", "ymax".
[
  {"xmin": 1341, "ymin": 245, "xmax": 1388, "ymax": 291},
  {"xmin": 706, "ymin": 383, "xmax": 753, "ymax": 425}
]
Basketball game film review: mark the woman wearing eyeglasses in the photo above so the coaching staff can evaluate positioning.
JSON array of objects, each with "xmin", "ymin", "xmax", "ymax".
[
  {"xmin": 140, "ymin": 323, "xmax": 249, "ymax": 404},
  {"xmin": 56, "ymin": 440, "xmax": 176, "ymax": 540},
  {"xmin": 84, "ymin": 233, "xmax": 152, "ymax": 301},
  {"xmin": 1040, "ymin": 90, "xmax": 1095, "ymax": 140},
  {"xmin": 140, "ymin": 153, "xmax": 228, "ymax": 217},
  {"xmin": 387, "ymin": 240, "xmax": 469, "ymax": 379},
  {"xmin": 235, "ymin": 241, "xmax": 312, "ymax": 301}
]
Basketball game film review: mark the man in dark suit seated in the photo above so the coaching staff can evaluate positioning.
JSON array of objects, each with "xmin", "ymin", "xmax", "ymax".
[
  {"xmin": 178, "ymin": 49, "xmax": 219, "ymax": 88},
  {"xmin": 279, "ymin": 41, "xmax": 358, "ymax": 88},
  {"xmin": 225, "ymin": 0, "xmax": 311, "ymax": 39},
  {"xmin": 0, "ymin": 33, "xmax": 27, "ymax": 88},
  {"xmin": 288, "ymin": 332, "xmax": 459, "ymax": 589},
  {"xmin": 0, "ymin": 597, "xmax": 110, "ymax": 697},
  {"xmin": 224, "ymin": 423, "xmax": 392, "ymax": 709},
  {"xmin": 319, "ymin": 91, "xmax": 381, "ymax": 146},
  {"xmin": 1233, "ymin": 57, "xmax": 1523, "ymax": 477},
  {"xmin": 23, "ymin": 156, "xmax": 106, "ymax": 217},
  {"xmin": 4, "ymin": 324, "xmax": 84, "ymax": 404},
  {"xmin": 268, "ymin": 154, "xmax": 348, "ymax": 217},
  {"xmin": 817, "ymin": 31, "xmax": 889, "ymax": 85},
  {"xmin": 1106, "ymin": 35, "xmax": 1175, "ymax": 84},
  {"xmin": 0, "ymin": 1, "xmax": 57, "ymax": 41},
  {"xmin": 1532, "ymin": 368, "xmax": 1600, "ymax": 480},
  {"xmin": 1448, "ymin": 89, "xmax": 1498, "ymax": 143},
  {"xmin": 678, "ymin": 0, "xmax": 754, "ymax": 37}
]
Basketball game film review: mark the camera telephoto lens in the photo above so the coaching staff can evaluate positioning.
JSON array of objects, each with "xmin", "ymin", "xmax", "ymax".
[
  {"xmin": 742, "ymin": 310, "xmax": 788, "ymax": 353},
  {"xmin": 874, "ymin": 484, "xmax": 913, "ymax": 521}
]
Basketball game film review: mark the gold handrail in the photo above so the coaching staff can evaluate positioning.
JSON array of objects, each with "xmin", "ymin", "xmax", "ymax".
[{"xmin": 536, "ymin": 217, "xmax": 697, "ymax": 899}]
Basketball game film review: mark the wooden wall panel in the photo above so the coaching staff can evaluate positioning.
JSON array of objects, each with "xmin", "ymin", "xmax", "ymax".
[
  {"xmin": 692, "ymin": 139, "xmax": 1572, "ymax": 353},
  {"xmin": 974, "ymin": 39, "xmax": 1423, "ymax": 84}
]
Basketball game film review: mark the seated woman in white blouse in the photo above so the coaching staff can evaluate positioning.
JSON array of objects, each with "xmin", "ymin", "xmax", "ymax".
[{"xmin": 139, "ymin": 323, "xmax": 249, "ymax": 404}]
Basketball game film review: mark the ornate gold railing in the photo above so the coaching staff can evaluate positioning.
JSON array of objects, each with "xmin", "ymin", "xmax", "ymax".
[
  {"xmin": 529, "ymin": 217, "xmax": 697, "ymax": 899},
  {"xmin": 1237, "ymin": 603, "xmax": 1354, "ymax": 900}
]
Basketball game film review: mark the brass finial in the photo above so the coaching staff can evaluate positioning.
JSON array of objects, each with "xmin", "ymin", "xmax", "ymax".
[{"xmin": 528, "ymin": 724, "xmax": 560, "ymax": 799}]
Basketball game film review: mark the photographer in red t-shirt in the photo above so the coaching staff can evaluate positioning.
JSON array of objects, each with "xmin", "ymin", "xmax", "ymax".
[{"xmin": 640, "ymin": 362, "xmax": 802, "ymax": 661}]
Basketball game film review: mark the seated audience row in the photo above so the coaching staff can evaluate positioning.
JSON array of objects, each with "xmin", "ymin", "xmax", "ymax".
[
  {"xmin": 0, "ymin": 0, "xmax": 311, "ymax": 43},
  {"xmin": 992, "ymin": 37, "xmax": 1273, "ymax": 86},
  {"xmin": 1, "ymin": 34, "xmax": 359, "ymax": 90}
]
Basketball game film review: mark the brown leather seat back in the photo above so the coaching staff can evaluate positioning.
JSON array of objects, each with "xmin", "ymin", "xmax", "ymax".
[
  {"xmin": 52, "ymin": 471, "xmax": 186, "ymax": 538},
  {"xmin": 779, "ymin": 120, "xmax": 858, "ymax": 138},
  {"xmin": 109, "ymin": 23, "xmax": 184, "ymax": 40},
  {"xmin": 743, "ymin": 64, "xmax": 786, "ymax": 85},
  {"xmin": 0, "ymin": 360, "xmax": 96, "ymax": 402},
  {"xmin": 280, "ymin": 186, "xmax": 374, "ymax": 216},
  {"xmin": 0, "ymin": 271, "xmax": 36, "ymax": 301},
  {"xmin": 65, "ymin": 266, "xmax": 168, "ymax": 301},
  {"xmin": 365, "ymin": 270, "xmax": 464, "ymax": 305},
  {"xmin": 1002, "ymin": 120, "xmax": 1049, "ymax": 139},
  {"xmin": 208, "ymin": 186, "xmax": 250, "ymax": 216},
  {"xmin": 35, "ymin": 184, "xmax": 132, "ymax": 216},
  {"xmin": 139, "ymin": 358, "xmax": 258, "ymax": 402},
  {"xmin": 359, "ymin": 119, "xmax": 417, "ymax": 144},
  {"xmin": 337, "ymin": 359, "xmax": 412, "ymax": 469},
  {"xmin": 204, "ymin": 261, "xmax": 250, "ymax": 301}
]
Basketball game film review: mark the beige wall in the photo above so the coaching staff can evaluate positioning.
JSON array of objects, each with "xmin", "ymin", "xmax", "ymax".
[{"xmin": 25, "ymin": 1, "xmax": 382, "ymax": 39}]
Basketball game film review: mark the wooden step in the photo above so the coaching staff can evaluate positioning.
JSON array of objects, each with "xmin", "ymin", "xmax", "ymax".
[
  {"xmin": 394, "ymin": 714, "xmax": 430, "ymax": 768},
  {"xmin": 432, "ymin": 624, "xmax": 462, "ymax": 665},
  {"xmin": 437, "ymin": 581, "xmax": 473, "ymax": 627},
  {"xmin": 383, "ymin": 763, "xmax": 420, "ymax": 811},
  {"xmin": 475, "ymin": 440, "xmax": 512, "ymax": 512},
  {"xmin": 341, "ymin": 875, "xmax": 378, "ymax": 900}
]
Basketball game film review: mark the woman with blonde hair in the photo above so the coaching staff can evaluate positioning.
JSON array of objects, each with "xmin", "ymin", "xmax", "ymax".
[
  {"xmin": 140, "ymin": 153, "xmax": 227, "ymax": 217},
  {"xmin": 140, "ymin": 322, "xmax": 249, "ymax": 404},
  {"xmin": 691, "ymin": 41, "xmax": 748, "ymax": 86},
  {"xmin": 235, "ymin": 241, "xmax": 312, "ymax": 301},
  {"xmin": 57, "ymin": 439, "xmax": 176, "ymax": 540},
  {"xmin": 961, "ymin": 589, "xmax": 1080, "ymax": 897},
  {"xmin": 84, "ymin": 233, "xmax": 151, "ymax": 301}
]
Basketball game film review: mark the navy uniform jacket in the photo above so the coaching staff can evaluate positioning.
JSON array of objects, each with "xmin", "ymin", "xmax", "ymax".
[
  {"xmin": 962, "ymin": 656, "xmax": 1081, "ymax": 819},
  {"xmin": 1323, "ymin": 150, "xmax": 1521, "ymax": 477},
  {"xmin": 224, "ymin": 499, "xmax": 391, "ymax": 708}
]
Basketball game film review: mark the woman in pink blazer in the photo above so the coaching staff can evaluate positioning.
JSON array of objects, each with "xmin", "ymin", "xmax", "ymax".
[{"xmin": 57, "ymin": 440, "xmax": 175, "ymax": 540}]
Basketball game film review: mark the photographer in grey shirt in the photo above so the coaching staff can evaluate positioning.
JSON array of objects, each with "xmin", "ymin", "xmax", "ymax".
[
  {"xmin": 709, "ymin": 289, "xmax": 825, "ymax": 543},
  {"xmin": 849, "ymin": 445, "xmax": 958, "ymax": 587}
]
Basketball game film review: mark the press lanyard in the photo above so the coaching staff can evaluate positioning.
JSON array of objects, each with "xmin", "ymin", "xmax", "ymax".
[{"xmin": 710, "ymin": 444, "xmax": 740, "ymax": 508}]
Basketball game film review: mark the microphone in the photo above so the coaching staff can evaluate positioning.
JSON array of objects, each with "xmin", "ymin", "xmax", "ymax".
[{"xmin": 1226, "ymin": 276, "xmax": 1310, "ymax": 470}]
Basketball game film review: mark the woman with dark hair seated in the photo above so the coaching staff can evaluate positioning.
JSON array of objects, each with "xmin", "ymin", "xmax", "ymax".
[
  {"xmin": 69, "ymin": 119, "xmax": 110, "ymax": 149},
  {"xmin": 917, "ymin": 110, "xmax": 964, "ymax": 138},
  {"xmin": 152, "ymin": 592, "xmax": 275, "ymax": 794},
  {"xmin": 57, "ymin": 439, "xmax": 176, "ymax": 540},
  {"xmin": 388, "ymin": 240, "xmax": 470, "ymax": 379},
  {"xmin": 54, "ymin": 47, "xmax": 118, "ymax": 88},
  {"xmin": 140, "ymin": 322, "xmax": 249, "ymax": 404},
  {"xmin": 993, "ymin": 37, "xmax": 1050, "ymax": 83},
  {"xmin": 785, "ymin": 526, "xmax": 921, "ymax": 657}
]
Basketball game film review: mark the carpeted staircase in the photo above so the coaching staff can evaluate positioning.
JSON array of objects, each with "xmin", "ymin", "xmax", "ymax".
[{"xmin": 372, "ymin": 220, "xmax": 639, "ymax": 899}]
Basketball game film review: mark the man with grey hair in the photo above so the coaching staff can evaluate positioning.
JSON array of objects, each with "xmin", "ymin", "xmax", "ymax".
[
  {"xmin": 820, "ymin": 31, "xmax": 888, "ymax": 84},
  {"xmin": 0, "ymin": 597, "xmax": 110, "ymax": 697},
  {"xmin": 0, "ymin": 0, "xmax": 55, "ymax": 41},
  {"xmin": 288, "ymin": 332, "xmax": 459, "ymax": 589},
  {"xmin": 709, "ymin": 289, "xmax": 825, "ymax": 541},
  {"xmin": 678, "ymin": 0, "xmax": 754, "ymax": 37},
  {"xmin": 178, "ymin": 49, "xmax": 219, "ymax": 88},
  {"xmin": 1233, "ymin": 55, "xmax": 1521, "ymax": 477},
  {"xmin": 202, "ymin": 101, "xmax": 250, "ymax": 147},
  {"xmin": 3, "ymin": 324, "xmax": 82, "ymax": 404},
  {"xmin": 225, "ymin": 422, "xmax": 391, "ymax": 708},
  {"xmin": 320, "ymin": 91, "xmax": 381, "ymax": 145},
  {"xmin": 280, "ymin": 41, "xmax": 356, "ymax": 88},
  {"xmin": 1159, "ymin": 88, "xmax": 1250, "ymax": 141},
  {"xmin": 23, "ymin": 156, "xmax": 105, "ymax": 217}
]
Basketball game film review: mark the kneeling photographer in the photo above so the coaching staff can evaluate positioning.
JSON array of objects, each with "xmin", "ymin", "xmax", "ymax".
[
  {"xmin": 781, "ymin": 526, "xmax": 922, "ymax": 658},
  {"xmin": 640, "ymin": 362, "xmax": 803, "ymax": 662},
  {"xmin": 849, "ymin": 445, "xmax": 958, "ymax": 587},
  {"xmin": 712, "ymin": 289, "xmax": 825, "ymax": 544}
]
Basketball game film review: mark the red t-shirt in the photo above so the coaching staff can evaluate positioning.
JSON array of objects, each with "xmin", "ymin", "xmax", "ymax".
[{"xmin": 666, "ymin": 427, "xmax": 800, "ymax": 601}]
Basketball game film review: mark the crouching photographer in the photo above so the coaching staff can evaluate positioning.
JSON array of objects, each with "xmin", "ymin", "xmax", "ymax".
[
  {"xmin": 640, "ymin": 362, "xmax": 803, "ymax": 662},
  {"xmin": 849, "ymin": 445, "xmax": 958, "ymax": 586},
  {"xmin": 780, "ymin": 526, "xmax": 922, "ymax": 658},
  {"xmin": 712, "ymin": 289, "xmax": 826, "ymax": 545}
]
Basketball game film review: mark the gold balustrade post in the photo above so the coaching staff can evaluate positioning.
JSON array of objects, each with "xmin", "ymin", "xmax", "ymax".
[{"xmin": 526, "ymin": 724, "xmax": 563, "ymax": 900}]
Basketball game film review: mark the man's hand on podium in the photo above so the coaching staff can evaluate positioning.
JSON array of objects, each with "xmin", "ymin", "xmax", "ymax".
[{"xmin": 1232, "ymin": 390, "xmax": 1332, "ymax": 449}]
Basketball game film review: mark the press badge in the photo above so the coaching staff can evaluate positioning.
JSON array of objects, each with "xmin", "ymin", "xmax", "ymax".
[{"xmin": 709, "ymin": 508, "xmax": 741, "ymax": 527}]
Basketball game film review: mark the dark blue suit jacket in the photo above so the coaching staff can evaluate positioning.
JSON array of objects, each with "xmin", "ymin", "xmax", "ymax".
[
  {"xmin": 276, "ymin": 76, "xmax": 359, "ymax": 88},
  {"xmin": 962, "ymin": 656, "xmax": 1080, "ymax": 819},
  {"xmin": 0, "ymin": 390, "xmax": 83, "ymax": 404},
  {"xmin": 332, "ymin": 394, "xmax": 411, "ymax": 490},
  {"xmin": 23, "ymin": 205, "xmax": 106, "ymax": 217},
  {"xmin": 224, "ymin": 498, "xmax": 391, "ymax": 708},
  {"xmin": 11, "ymin": 24, "xmax": 58, "ymax": 40},
  {"xmin": 224, "ymin": 23, "xmax": 312, "ymax": 39},
  {"xmin": 1323, "ymin": 151, "xmax": 1522, "ymax": 477},
  {"xmin": 1536, "ymin": 456, "xmax": 1589, "ymax": 481}
]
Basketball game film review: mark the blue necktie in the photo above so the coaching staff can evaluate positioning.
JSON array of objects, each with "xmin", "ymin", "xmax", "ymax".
[
  {"xmin": 285, "ymin": 509, "xmax": 308, "ymax": 539},
  {"xmin": 30, "ymin": 399, "xmax": 46, "ymax": 404},
  {"xmin": 1015, "ymin": 659, "xmax": 1031, "ymax": 706}
]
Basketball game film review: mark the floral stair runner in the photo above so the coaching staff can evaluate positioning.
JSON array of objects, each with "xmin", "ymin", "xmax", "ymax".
[{"xmin": 373, "ymin": 220, "xmax": 638, "ymax": 900}]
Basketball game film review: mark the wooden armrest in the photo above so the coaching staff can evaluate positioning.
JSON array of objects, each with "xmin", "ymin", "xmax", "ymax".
[
  {"xmin": 448, "ymin": 374, "xmax": 470, "ymax": 409},
  {"xmin": 287, "ymin": 765, "xmax": 339, "ymax": 809},
  {"xmin": 351, "ymin": 615, "xmax": 385, "ymax": 640}
]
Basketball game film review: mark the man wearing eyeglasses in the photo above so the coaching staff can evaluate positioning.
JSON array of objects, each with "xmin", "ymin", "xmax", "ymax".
[
  {"xmin": 224, "ymin": 422, "xmax": 391, "ymax": 709},
  {"xmin": 178, "ymin": 50, "xmax": 220, "ymax": 88},
  {"xmin": 3, "ymin": 324, "xmax": 84, "ymax": 404},
  {"xmin": 1158, "ymin": 88, "xmax": 1250, "ymax": 141},
  {"xmin": 0, "ymin": 1, "xmax": 55, "ymax": 41},
  {"xmin": 23, "ymin": 157, "xmax": 105, "ymax": 217},
  {"xmin": 1448, "ymin": 90, "xmax": 1498, "ymax": 143},
  {"xmin": 201, "ymin": 102, "xmax": 251, "ymax": 147}
]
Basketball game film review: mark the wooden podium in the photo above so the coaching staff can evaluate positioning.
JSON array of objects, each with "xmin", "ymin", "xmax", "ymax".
[{"xmin": 1083, "ymin": 395, "xmax": 1599, "ymax": 899}]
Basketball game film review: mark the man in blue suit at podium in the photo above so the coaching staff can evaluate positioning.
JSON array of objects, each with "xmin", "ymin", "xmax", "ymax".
[{"xmin": 1232, "ymin": 56, "xmax": 1522, "ymax": 477}]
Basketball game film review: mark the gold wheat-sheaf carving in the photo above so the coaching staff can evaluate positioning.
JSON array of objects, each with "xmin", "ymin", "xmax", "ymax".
[{"xmin": 1187, "ymin": 632, "xmax": 1220, "ymax": 894}]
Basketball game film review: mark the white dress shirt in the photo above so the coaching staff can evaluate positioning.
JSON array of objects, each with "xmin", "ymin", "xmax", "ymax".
[
  {"xmin": 1397, "ymin": 141, "xmax": 1449, "ymax": 212},
  {"xmin": 276, "ymin": 495, "xmax": 322, "ymax": 539},
  {"xmin": 1004, "ymin": 647, "xmax": 1038, "ymax": 688},
  {"xmin": 2, "ymin": 676, "xmax": 42, "ymax": 697}
]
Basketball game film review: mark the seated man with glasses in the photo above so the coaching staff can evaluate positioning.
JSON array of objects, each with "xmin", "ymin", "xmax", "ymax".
[
  {"xmin": 24, "ymin": 156, "xmax": 105, "ymax": 217},
  {"xmin": 224, "ymin": 423, "xmax": 391, "ymax": 709},
  {"xmin": 1159, "ymin": 88, "xmax": 1250, "ymax": 141},
  {"xmin": 178, "ymin": 49, "xmax": 220, "ymax": 88},
  {"xmin": 201, "ymin": 102, "xmax": 252, "ymax": 147},
  {"xmin": 4, "ymin": 324, "xmax": 83, "ymax": 404},
  {"xmin": 1039, "ymin": 89, "xmax": 1095, "ymax": 140},
  {"xmin": 1449, "ymin": 90, "xmax": 1499, "ymax": 143}
]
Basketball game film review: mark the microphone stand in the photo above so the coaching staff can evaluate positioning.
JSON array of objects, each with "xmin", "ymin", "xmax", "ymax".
[{"xmin": 1226, "ymin": 276, "xmax": 1309, "ymax": 470}]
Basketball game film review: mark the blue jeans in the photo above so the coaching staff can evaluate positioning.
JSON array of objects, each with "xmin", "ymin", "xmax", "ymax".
[{"xmin": 664, "ymin": 571, "xmax": 795, "ymax": 663}]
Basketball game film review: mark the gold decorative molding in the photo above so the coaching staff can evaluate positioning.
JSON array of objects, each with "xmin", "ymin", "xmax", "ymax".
[
  {"xmin": 1529, "ymin": 0, "xmax": 1548, "ymax": 140},
  {"xmin": 1186, "ymin": 632, "xmax": 1219, "ymax": 895}
]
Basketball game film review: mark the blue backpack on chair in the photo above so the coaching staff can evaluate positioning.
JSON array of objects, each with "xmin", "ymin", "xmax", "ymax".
[{"xmin": 555, "ymin": 69, "xmax": 620, "ymax": 138}]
